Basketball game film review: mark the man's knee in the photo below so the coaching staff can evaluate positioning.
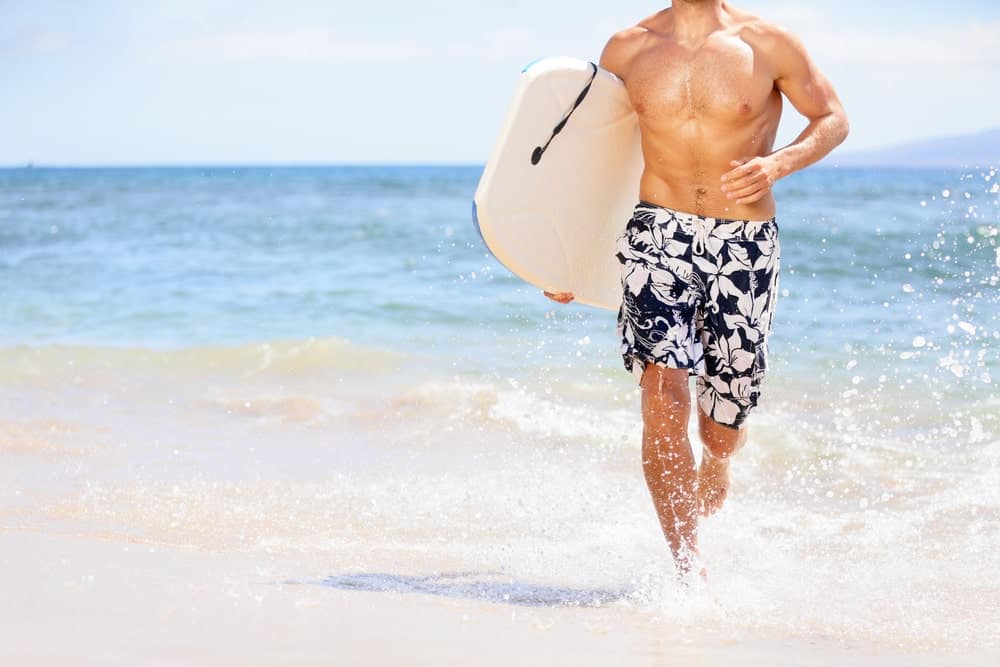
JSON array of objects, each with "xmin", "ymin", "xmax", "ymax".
[
  {"xmin": 698, "ymin": 409, "xmax": 748, "ymax": 458},
  {"xmin": 640, "ymin": 362, "xmax": 690, "ymax": 425}
]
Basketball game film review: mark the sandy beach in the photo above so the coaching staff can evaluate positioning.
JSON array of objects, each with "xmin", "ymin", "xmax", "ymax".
[{"xmin": 6, "ymin": 529, "xmax": 996, "ymax": 667}]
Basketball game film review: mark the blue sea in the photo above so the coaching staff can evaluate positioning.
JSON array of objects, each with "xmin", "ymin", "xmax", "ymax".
[{"xmin": 1, "ymin": 165, "xmax": 998, "ymax": 653}]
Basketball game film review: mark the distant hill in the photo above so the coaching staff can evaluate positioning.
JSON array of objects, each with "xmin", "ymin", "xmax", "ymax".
[{"xmin": 830, "ymin": 127, "xmax": 1000, "ymax": 168}]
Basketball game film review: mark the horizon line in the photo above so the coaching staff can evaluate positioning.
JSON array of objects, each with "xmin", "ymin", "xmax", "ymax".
[{"xmin": 4, "ymin": 126, "xmax": 997, "ymax": 171}]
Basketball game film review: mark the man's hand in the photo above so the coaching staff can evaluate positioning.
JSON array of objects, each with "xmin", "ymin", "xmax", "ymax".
[
  {"xmin": 719, "ymin": 156, "xmax": 783, "ymax": 205},
  {"xmin": 543, "ymin": 290, "xmax": 574, "ymax": 304}
]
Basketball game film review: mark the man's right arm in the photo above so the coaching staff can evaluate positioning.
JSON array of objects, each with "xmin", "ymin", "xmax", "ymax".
[{"xmin": 541, "ymin": 29, "xmax": 641, "ymax": 306}]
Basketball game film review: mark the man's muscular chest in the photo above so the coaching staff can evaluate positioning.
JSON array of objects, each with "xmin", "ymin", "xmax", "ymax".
[{"xmin": 626, "ymin": 33, "xmax": 775, "ymax": 125}]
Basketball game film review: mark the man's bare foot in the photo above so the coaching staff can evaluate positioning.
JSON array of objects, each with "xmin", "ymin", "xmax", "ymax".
[
  {"xmin": 672, "ymin": 548, "xmax": 709, "ymax": 588},
  {"xmin": 697, "ymin": 447, "xmax": 730, "ymax": 516},
  {"xmin": 687, "ymin": 565, "xmax": 709, "ymax": 585},
  {"xmin": 674, "ymin": 558, "xmax": 709, "ymax": 589}
]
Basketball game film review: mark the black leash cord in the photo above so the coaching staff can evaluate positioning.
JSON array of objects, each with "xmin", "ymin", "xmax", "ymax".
[{"xmin": 531, "ymin": 62, "xmax": 598, "ymax": 166}]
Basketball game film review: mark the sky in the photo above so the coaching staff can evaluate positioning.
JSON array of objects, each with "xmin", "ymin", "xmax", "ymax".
[{"xmin": 2, "ymin": 0, "xmax": 999, "ymax": 165}]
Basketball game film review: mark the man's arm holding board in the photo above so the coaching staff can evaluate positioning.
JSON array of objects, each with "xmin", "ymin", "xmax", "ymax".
[
  {"xmin": 721, "ymin": 23, "xmax": 850, "ymax": 204},
  {"xmin": 544, "ymin": 29, "xmax": 643, "ymax": 304}
]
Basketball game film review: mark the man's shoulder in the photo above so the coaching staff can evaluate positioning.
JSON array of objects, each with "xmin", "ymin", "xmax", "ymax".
[
  {"xmin": 600, "ymin": 23, "xmax": 651, "ymax": 77},
  {"xmin": 603, "ymin": 8, "xmax": 667, "ymax": 51},
  {"xmin": 736, "ymin": 15, "xmax": 800, "ymax": 53},
  {"xmin": 735, "ymin": 15, "xmax": 812, "ymax": 81},
  {"xmin": 604, "ymin": 25, "xmax": 649, "ymax": 50}
]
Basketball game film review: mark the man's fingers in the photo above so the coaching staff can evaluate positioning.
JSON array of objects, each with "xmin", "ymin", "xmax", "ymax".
[
  {"xmin": 720, "ymin": 167, "xmax": 744, "ymax": 183},
  {"xmin": 734, "ymin": 189, "xmax": 766, "ymax": 204},
  {"xmin": 720, "ymin": 166, "xmax": 754, "ymax": 185},
  {"xmin": 720, "ymin": 160, "xmax": 756, "ymax": 182},
  {"xmin": 725, "ymin": 180, "xmax": 767, "ymax": 199},
  {"xmin": 721, "ymin": 156, "xmax": 777, "ymax": 202},
  {"xmin": 721, "ymin": 172, "xmax": 763, "ymax": 193},
  {"xmin": 721, "ymin": 177, "xmax": 757, "ymax": 193},
  {"xmin": 543, "ymin": 290, "xmax": 574, "ymax": 303}
]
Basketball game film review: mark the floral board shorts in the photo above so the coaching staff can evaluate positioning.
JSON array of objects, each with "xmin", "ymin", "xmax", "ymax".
[{"xmin": 614, "ymin": 201, "xmax": 781, "ymax": 429}]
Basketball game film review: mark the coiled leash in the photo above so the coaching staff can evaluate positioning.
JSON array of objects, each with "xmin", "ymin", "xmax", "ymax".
[{"xmin": 530, "ymin": 61, "xmax": 599, "ymax": 166}]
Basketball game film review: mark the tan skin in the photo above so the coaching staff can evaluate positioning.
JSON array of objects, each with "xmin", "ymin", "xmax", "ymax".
[{"xmin": 544, "ymin": 1, "xmax": 848, "ymax": 578}]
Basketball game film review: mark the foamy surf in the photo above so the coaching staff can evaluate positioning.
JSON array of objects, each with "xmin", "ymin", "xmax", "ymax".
[{"xmin": 0, "ymin": 336, "xmax": 403, "ymax": 384}]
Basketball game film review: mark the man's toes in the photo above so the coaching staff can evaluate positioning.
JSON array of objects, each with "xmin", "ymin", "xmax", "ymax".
[
  {"xmin": 697, "ymin": 457, "xmax": 730, "ymax": 516},
  {"xmin": 701, "ymin": 486, "xmax": 727, "ymax": 516},
  {"xmin": 697, "ymin": 489, "xmax": 715, "ymax": 516}
]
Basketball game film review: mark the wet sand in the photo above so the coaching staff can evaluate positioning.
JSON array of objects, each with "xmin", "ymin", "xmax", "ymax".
[{"xmin": 3, "ymin": 530, "xmax": 996, "ymax": 666}]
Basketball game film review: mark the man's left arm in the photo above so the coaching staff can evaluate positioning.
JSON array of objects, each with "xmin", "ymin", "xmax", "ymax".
[{"xmin": 721, "ymin": 25, "xmax": 850, "ymax": 205}]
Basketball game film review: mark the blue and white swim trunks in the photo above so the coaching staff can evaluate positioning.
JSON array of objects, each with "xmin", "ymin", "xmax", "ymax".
[{"xmin": 615, "ymin": 201, "xmax": 781, "ymax": 429}]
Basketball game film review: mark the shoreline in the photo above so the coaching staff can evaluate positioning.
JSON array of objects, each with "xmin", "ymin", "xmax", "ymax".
[{"xmin": 3, "ymin": 530, "xmax": 996, "ymax": 667}]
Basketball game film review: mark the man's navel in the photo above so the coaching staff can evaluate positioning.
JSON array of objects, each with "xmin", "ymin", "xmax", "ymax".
[{"xmin": 694, "ymin": 172, "xmax": 708, "ymax": 216}]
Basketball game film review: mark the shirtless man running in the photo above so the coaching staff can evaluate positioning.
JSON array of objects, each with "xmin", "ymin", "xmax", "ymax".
[{"xmin": 544, "ymin": 0, "xmax": 848, "ymax": 578}]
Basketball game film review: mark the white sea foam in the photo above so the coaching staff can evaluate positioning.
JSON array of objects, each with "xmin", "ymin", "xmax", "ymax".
[
  {"xmin": 401, "ymin": 378, "xmax": 640, "ymax": 450},
  {"xmin": 0, "ymin": 337, "xmax": 403, "ymax": 389}
]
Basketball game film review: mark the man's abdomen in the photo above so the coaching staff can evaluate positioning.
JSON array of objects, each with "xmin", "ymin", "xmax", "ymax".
[
  {"xmin": 638, "ymin": 167, "xmax": 776, "ymax": 222},
  {"xmin": 634, "ymin": 94, "xmax": 781, "ymax": 221}
]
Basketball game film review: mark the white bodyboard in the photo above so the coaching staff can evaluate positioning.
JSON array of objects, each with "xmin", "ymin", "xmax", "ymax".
[{"xmin": 473, "ymin": 56, "xmax": 643, "ymax": 311}]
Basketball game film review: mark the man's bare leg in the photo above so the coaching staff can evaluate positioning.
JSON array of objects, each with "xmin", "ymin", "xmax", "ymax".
[
  {"xmin": 639, "ymin": 362, "xmax": 702, "ymax": 578},
  {"xmin": 696, "ymin": 407, "xmax": 748, "ymax": 516}
]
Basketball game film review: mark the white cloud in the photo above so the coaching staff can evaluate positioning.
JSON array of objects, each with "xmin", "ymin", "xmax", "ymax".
[
  {"xmin": 150, "ymin": 24, "xmax": 603, "ymax": 69},
  {"xmin": 751, "ymin": 3, "xmax": 1000, "ymax": 70},
  {"xmin": 1, "ymin": 28, "xmax": 71, "ymax": 55},
  {"xmin": 807, "ymin": 20, "xmax": 1000, "ymax": 68},
  {"xmin": 152, "ymin": 27, "xmax": 434, "ymax": 65}
]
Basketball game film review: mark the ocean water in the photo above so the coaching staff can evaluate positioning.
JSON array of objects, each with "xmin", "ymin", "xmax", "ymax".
[{"xmin": 2, "ymin": 165, "xmax": 999, "ymax": 654}]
